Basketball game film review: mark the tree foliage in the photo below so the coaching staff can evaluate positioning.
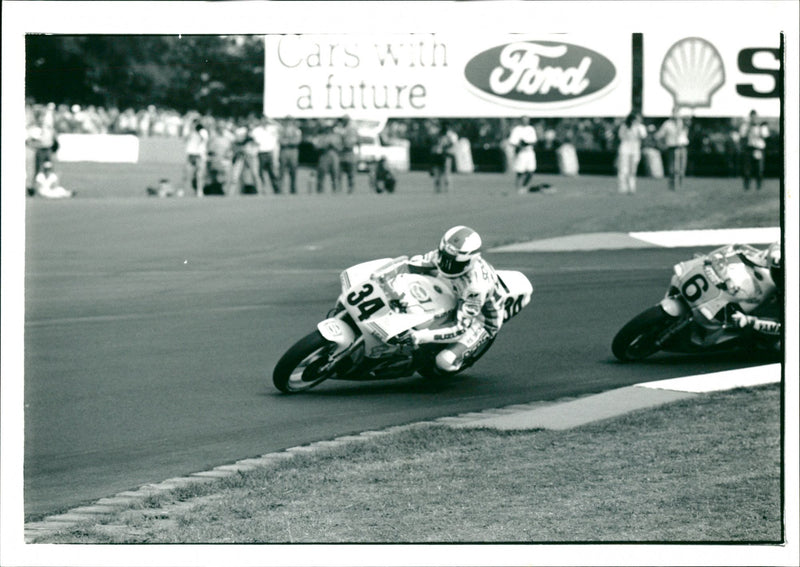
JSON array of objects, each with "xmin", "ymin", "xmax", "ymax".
[{"xmin": 25, "ymin": 35, "xmax": 265, "ymax": 116}]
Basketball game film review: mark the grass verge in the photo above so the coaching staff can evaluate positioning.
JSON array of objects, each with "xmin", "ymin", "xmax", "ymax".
[{"xmin": 37, "ymin": 384, "xmax": 782, "ymax": 544}]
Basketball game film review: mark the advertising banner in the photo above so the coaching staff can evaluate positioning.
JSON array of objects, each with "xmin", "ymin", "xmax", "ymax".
[
  {"xmin": 642, "ymin": 32, "xmax": 782, "ymax": 117},
  {"xmin": 264, "ymin": 34, "xmax": 633, "ymax": 118},
  {"xmin": 55, "ymin": 134, "xmax": 139, "ymax": 163}
]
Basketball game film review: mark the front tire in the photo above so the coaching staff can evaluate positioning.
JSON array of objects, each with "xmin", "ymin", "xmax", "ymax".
[
  {"xmin": 273, "ymin": 331, "xmax": 337, "ymax": 393},
  {"xmin": 612, "ymin": 306, "xmax": 678, "ymax": 362}
]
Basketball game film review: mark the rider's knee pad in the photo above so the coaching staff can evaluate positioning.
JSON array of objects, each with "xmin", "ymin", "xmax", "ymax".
[
  {"xmin": 436, "ymin": 342, "xmax": 469, "ymax": 373},
  {"xmin": 435, "ymin": 350, "xmax": 460, "ymax": 372}
]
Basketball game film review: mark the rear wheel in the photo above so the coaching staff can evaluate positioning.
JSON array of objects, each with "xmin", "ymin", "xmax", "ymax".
[
  {"xmin": 612, "ymin": 306, "xmax": 679, "ymax": 362},
  {"xmin": 273, "ymin": 331, "xmax": 337, "ymax": 393}
]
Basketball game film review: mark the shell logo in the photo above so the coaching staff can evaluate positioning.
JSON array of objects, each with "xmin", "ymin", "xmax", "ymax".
[
  {"xmin": 660, "ymin": 37, "xmax": 725, "ymax": 108},
  {"xmin": 464, "ymin": 41, "xmax": 617, "ymax": 106}
]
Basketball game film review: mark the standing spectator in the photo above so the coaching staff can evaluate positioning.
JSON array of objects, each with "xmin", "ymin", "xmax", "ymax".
[
  {"xmin": 655, "ymin": 106, "xmax": 690, "ymax": 191},
  {"xmin": 725, "ymin": 123, "xmax": 742, "ymax": 178},
  {"xmin": 27, "ymin": 107, "xmax": 58, "ymax": 176},
  {"xmin": 183, "ymin": 119, "xmax": 209, "ymax": 197},
  {"xmin": 616, "ymin": 112, "xmax": 648, "ymax": 194},
  {"xmin": 315, "ymin": 122, "xmax": 342, "ymax": 193},
  {"xmin": 230, "ymin": 124, "xmax": 263, "ymax": 195},
  {"xmin": 369, "ymin": 156, "xmax": 396, "ymax": 194},
  {"xmin": 739, "ymin": 110, "xmax": 769, "ymax": 191},
  {"xmin": 206, "ymin": 121, "xmax": 235, "ymax": 195},
  {"xmin": 251, "ymin": 116, "xmax": 280, "ymax": 194},
  {"xmin": 430, "ymin": 121, "xmax": 458, "ymax": 193},
  {"xmin": 34, "ymin": 161, "xmax": 75, "ymax": 199},
  {"xmin": 507, "ymin": 116, "xmax": 538, "ymax": 194},
  {"xmin": 336, "ymin": 115, "xmax": 361, "ymax": 193},
  {"xmin": 278, "ymin": 116, "xmax": 303, "ymax": 194}
]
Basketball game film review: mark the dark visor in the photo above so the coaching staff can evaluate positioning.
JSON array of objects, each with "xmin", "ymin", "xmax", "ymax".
[{"xmin": 438, "ymin": 251, "xmax": 469, "ymax": 274}]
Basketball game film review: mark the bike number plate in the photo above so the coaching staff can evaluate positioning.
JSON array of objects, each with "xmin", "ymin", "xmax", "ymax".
[
  {"xmin": 679, "ymin": 264, "xmax": 722, "ymax": 306},
  {"xmin": 344, "ymin": 282, "xmax": 389, "ymax": 322}
]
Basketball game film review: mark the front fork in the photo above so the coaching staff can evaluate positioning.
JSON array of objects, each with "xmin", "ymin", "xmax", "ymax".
[
  {"xmin": 656, "ymin": 296, "xmax": 692, "ymax": 348},
  {"xmin": 317, "ymin": 310, "xmax": 365, "ymax": 375}
]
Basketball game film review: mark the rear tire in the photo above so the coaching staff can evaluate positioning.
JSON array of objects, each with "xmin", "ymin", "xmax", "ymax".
[
  {"xmin": 612, "ymin": 306, "xmax": 677, "ymax": 362},
  {"xmin": 273, "ymin": 331, "xmax": 337, "ymax": 393}
]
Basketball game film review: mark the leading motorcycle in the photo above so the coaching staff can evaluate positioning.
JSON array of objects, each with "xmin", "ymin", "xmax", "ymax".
[
  {"xmin": 273, "ymin": 257, "xmax": 533, "ymax": 393},
  {"xmin": 611, "ymin": 246, "xmax": 780, "ymax": 362}
]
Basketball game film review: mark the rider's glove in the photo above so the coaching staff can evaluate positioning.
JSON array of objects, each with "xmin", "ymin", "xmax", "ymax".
[
  {"xmin": 731, "ymin": 311, "xmax": 753, "ymax": 328},
  {"xmin": 388, "ymin": 292, "xmax": 409, "ymax": 313},
  {"xmin": 394, "ymin": 330, "xmax": 419, "ymax": 347}
]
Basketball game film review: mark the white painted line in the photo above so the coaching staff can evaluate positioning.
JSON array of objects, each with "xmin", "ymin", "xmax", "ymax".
[
  {"xmin": 489, "ymin": 227, "xmax": 781, "ymax": 253},
  {"xmin": 636, "ymin": 364, "xmax": 781, "ymax": 393},
  {"xmin": 629, "ymin": 227, "xmax": 780, "ymax": 248}
]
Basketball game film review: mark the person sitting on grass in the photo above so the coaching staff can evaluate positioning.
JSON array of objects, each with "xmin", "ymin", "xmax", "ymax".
[{"xmin": 33, "ymin": 161, "xmax": 75, "ymax": 199}]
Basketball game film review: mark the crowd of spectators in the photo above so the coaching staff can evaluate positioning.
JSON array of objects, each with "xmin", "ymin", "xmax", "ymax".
[{"xmin": 27, "ymin": 100, "xmax": 780, "ymax": 176}]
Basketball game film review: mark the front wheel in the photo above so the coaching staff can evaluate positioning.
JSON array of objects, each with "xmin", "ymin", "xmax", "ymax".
[
  {"xmin": 273, "ymin": 331, "xmax": 337, "ymax": 393},
  {"xmin": 612, "ymin": 306, "xmax": 680, "ymax": 362}
]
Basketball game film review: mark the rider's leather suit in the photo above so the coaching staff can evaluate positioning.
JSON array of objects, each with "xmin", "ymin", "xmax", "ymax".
[
  {"xmin": 706, "ymin": 244, "xmax": 781, "ymax": 337},
  {"xmin": 373, "ymin": 252, "xmax": 505, "ymax": 372}
]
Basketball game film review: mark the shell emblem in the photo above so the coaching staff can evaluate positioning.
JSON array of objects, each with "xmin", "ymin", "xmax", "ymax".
[{"xmin": 660, "ymin": 37, "xmax": 725, "ymax": 108}]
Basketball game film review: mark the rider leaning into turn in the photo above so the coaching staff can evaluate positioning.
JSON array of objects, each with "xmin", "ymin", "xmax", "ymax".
[
  {"xmin": 706, "ymin": 241, "xmax": 782, "ymax": 338},
  {"xmin": 371, "ymin": 225, "xmax": 505, "ymax": 373}
]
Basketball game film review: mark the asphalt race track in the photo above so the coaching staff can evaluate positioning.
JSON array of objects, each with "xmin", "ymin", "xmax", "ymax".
[{"xmin": 21, "ymin": 188, "xmax": 779, "ymax": 519}]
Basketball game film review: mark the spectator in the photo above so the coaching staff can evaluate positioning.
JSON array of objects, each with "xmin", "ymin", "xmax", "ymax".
[
  {"xmin": 370, "ymin": 156, "xmax": 396, "ymax": 194},
  {"xmin": 507, "ymin": 116, "xmax": 538, "ymax": 194},
  {"xmin": 251, "ymin": 116, "xmax": 280, "ymax": 194},
  {"xmin": 146, "ymin": 178, "xmax": 182, "ymax": 198},
  {"xmin": 278, "ymin": 116, "xmax": 303, "ymax": 194},
  {"xmin": 33, "ymin": 161, "xmax": 75, "ymax": 199},
  {"xmin": 616, "ymin": 112, "xmax": 647, "ymax": 194},
  {"xmin": 315, "ymin": 122, "xmax": 342, "ymax": 193},
  {"xmin": 430, "ymin": 120, "xmax": 458, "ymax": 193},
  {"xmin": 655, "ymin": 106, "xmax": 690, "ymax": 191},
  {"xmin": 206, "ymin": 121, "xmax": 235, "ymax": 195},
  {"xmin": 183, "ymin": 119, "xmax": 209, "ymax": 197},
  {"xmin": 739, "ymin": 110, "xmax": 769, "ymax": 191},
  {"xmin": 27, "ymin": 106, "xmax": 58, "ymax": 176},
  {"xmin": 230, "ymin": 123, "xmax": 263, "ymax": 195},
  {"xmin": 725, "ymin": 123, "xmax": 742, "ymax": 178},
  {"xmin": 336, "ymin": 115, "xmax": 360, "ymax": 193}
]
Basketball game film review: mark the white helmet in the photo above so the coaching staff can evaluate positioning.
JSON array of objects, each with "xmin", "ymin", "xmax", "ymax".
[
  {"xmin": 766, "ymin": 242, "xmax": 782, "ymax": 290},
  {"xmin": 436, "ymin": 226, "xmax": 482, "ymax": 277}
]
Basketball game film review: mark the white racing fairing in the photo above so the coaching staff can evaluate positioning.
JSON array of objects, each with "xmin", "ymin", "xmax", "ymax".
[{"xmin": 274, "ymin": 257, "xmax": 533, "ymax": 393}]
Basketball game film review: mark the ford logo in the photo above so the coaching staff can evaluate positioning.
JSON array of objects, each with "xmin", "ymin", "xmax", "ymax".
[{"xmin": 464, "ymin": 41, "xmax": 617, "ymax": 104}]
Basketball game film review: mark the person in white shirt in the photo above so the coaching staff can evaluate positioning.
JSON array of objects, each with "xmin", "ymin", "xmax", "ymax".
[
  {"xmin": 508, "ymin": 116, "xmax": 538, "ymax": 194},
  {"xmin": 655, "ymin": 106, "xmax": 690, "ymax": 191},
  {"xmin": 34, "ymin": 161, "xmax": 74, "ymax": 199},
  {"xmin": 616, "ymin": 112, "xmax": 648, "ymax": 194},
  {"xmin": 184, "ymin": 120, "xmax": 209, "ymax": 197},
  {"xmin": 739, "ymin": 110, "xmax": 769, "ymax": 191},
  {"xmin": 250, "ymin": 116, "xmax": 280, "ymax": 194}
]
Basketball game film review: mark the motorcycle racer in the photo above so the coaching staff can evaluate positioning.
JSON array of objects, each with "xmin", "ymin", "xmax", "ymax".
[
  {"xmin": 371, "ymin": 226, "xmax": 506, "ymax": 373},
  {"xmin": 705, "ymin": 242, "xmax": 782, "ymax": 339}
]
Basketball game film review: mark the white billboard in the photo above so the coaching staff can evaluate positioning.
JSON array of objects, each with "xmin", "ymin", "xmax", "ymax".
[
  {"xmin": 642, "ymin": 33, "xmax": 782, "ymax": 117},
  {"xmin": 264, "ymin": 34, "xmax": 633, "ymax": 118}
]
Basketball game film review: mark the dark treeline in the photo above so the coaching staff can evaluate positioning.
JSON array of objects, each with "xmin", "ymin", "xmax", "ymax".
[{"xmin": 26, "ymin": 35, "xmax": 265, "ymax": 116}]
